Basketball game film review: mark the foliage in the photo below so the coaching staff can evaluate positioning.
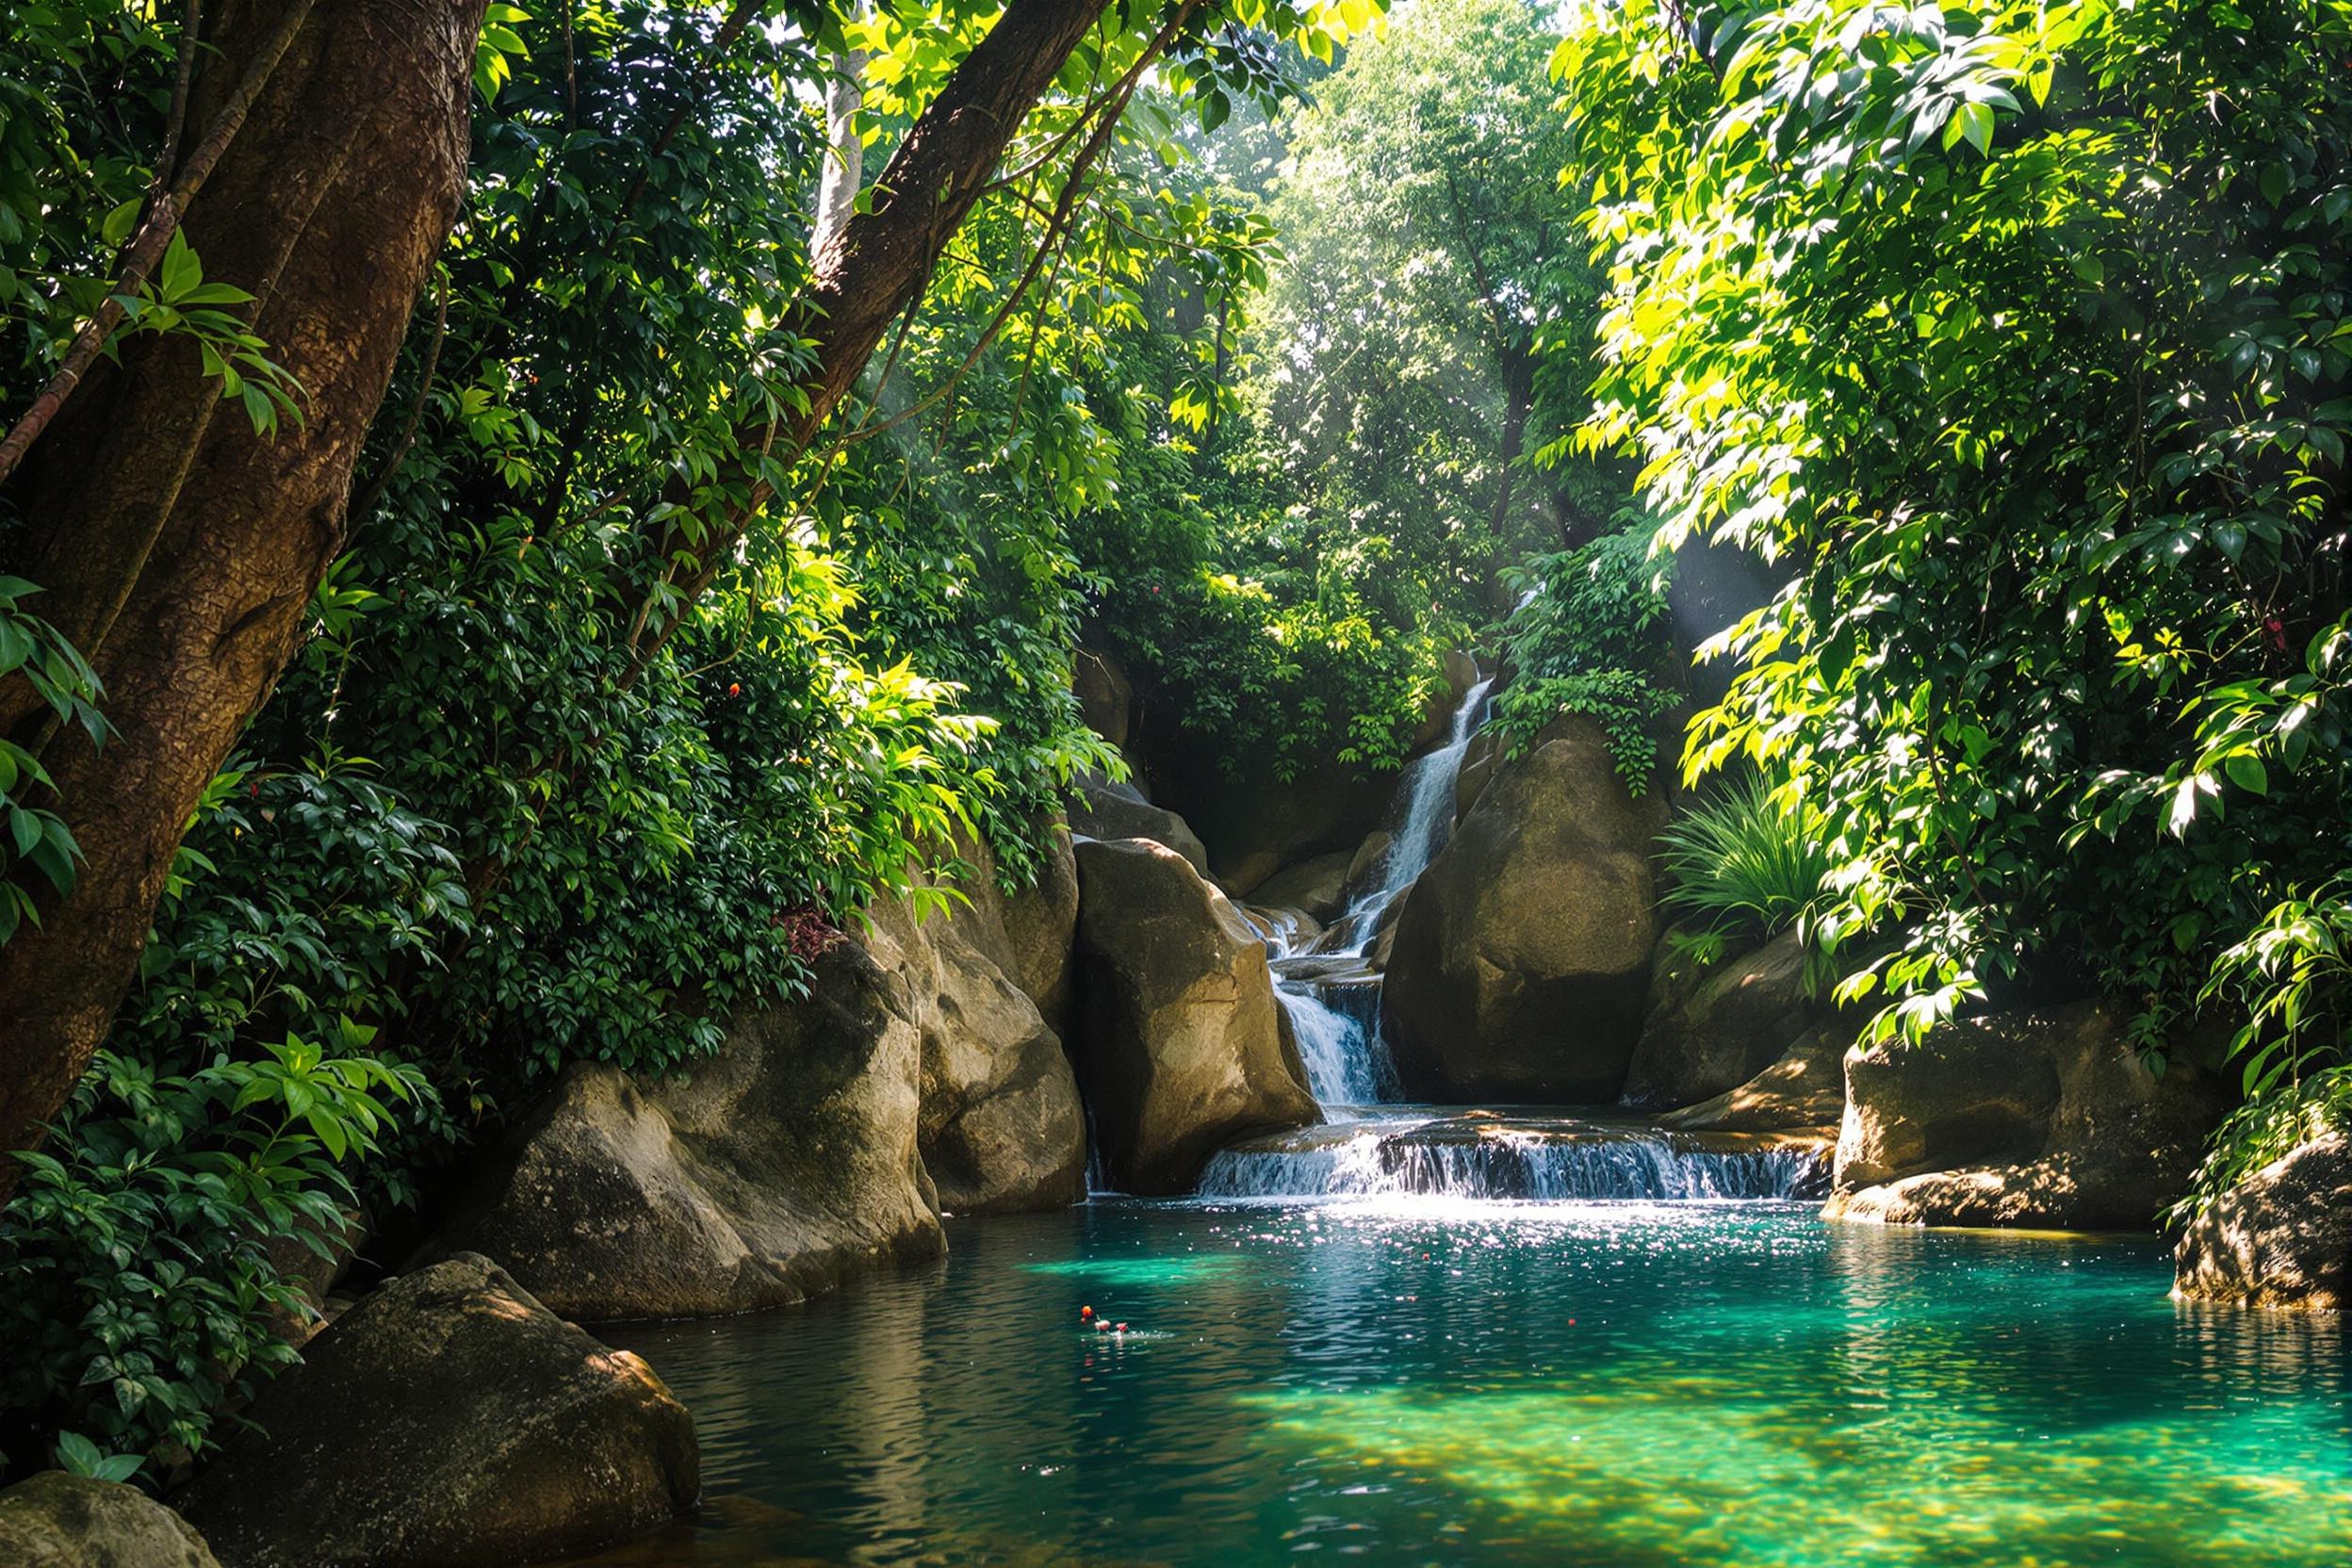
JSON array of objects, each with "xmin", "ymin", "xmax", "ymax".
[
  {"xmin": 1489, "ymin": 529, "xmax": 1677, "ymax": 784},
  {"xmin": 2178, "ymin": 881, "xmax": 2352, "ymax": 1213},
  {"xmin": 1657, "ymin": 772, "xmax": 1836, "ymax": 943},
  {"xmin": 0, "ymin": 577, "xmax": 106, "ymax": 939},
  {"xmin": 3, "ymin": 0, "xmax": 1408, "ymax": 1481},
  {"xmin": 0, "ymin": 1031, "xmax": 425, "ymax": 1474},
  {"xmin": 1556, "ymin": 0, "xmax": 2352, "ymax": 1085}
]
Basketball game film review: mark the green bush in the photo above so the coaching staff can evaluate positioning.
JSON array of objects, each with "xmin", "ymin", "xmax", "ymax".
[
  {"xmin": 1657, "ymin": 773, "xmax": 1836, "ymax": 944},
  {"xmin": 1490, "ymin": 529, "xmax": 1678, "ymax": 786}
]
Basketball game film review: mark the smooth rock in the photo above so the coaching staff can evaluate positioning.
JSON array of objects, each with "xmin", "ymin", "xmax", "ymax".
[
  {"xmin": 1340, "ymin": 830, "xmax": 1394, "ymax": 902},
  {"xmin": 176, "ymin": 1255, "xmax": 697, "ymax": 1568},
  {"xmin": 1070, "ymin": 837, "xmax": 1317, "ymax": 1193},
  {"xmin": 1382, "ymin": 718, "xmax": 1667, "ymax": 1101},
  {"xmin": 0, "ymin": 1473, "xmax": 220, "ymax": 1568},
  {"xmin": 1066, "ymin": 772, "xmax": 1214, "ymax": 881},
  {"xmin": 1621, "ymin": 930, "xmax": 1815, "ymax": 1109},
  {"xmin": 870, "ymin": 890, "xmax": 1086, "ymax": 1217},
  {"xmin": 1660, "ymin": 1022, "xmax": 1846, "ymax": 1135},
  {"xmin": 421, "ymin": 938, "xmax": 942, "ymax": 1319},
  {"xmin": 1825, "ymin": 999, "xmax": 2230, "ymax": 1230},
  {"xmin": 2174, "ymin": 1134, "xmax": 2352, "ymax": 1311},
  {"xmin": 1250, "ymin": 851, "xmax": 1355, "ymax": 924},
  {"xmin": 1453, "ymin": 729, "xmax": 1499, "ymax": 825}
]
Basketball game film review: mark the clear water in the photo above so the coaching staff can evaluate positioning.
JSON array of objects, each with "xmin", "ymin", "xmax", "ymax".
[{"xmin": 578, "ymin": 1199, "xmax": 2352, "ymax": 1568}]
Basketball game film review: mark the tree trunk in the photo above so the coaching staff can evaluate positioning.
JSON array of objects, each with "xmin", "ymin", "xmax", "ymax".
[
  {"xmin": 812, "ymin": 41, "xmax": 868, "ymax": 250},
  {"xmin": 0, "ymin": 0, "xmax": 486, "ymax": 1196}
]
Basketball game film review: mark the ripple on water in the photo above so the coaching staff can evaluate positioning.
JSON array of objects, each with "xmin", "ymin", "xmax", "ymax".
[{"xmin": 588, "ymin": 1200, "xmax": 2352, "ymax": 1568}]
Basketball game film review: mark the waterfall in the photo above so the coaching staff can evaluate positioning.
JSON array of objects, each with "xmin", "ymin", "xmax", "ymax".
[
  {"xmin": 1197, "ymin": 1117, "xmax": 1831, "ymax": 1202},
  {"xmin": 1266, "ymin": 675, "xmax": 1495, "ymax": 1108}
]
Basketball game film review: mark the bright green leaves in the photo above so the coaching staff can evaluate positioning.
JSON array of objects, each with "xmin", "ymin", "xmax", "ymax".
[
  {"xmin": 475, "ymin": 2, "xmax": 531, "ymax": 101},
  {"xmin": 126, "ymin": 232, "xmax": 305, "ymax": 436},
  {"xmin": 0, "ymin": 575, "xmax": 106, "ymax": 945},
  {"xmin": 1558, "ymin": 0, "xmax": 2352, "ymax": 1067}
]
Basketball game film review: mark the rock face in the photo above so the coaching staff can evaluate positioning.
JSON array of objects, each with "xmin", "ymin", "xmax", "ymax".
[
  {"xmin": 872, "ymin": 887, "xmax": 1086, "ymax": 1217},
  {"xmin": 1249, "ymin": 851, "xmax": 1355, "ymax": 923},
  {"xmin": 0, "ymin": 1473, "xmax": 220, "ymax": 1568},
  {"xmin": 177, "ymin": 1255, "xmax": 697, "ymax": 1568},
  {"xmin": 1067, "ymin": 772, "xmax": 1214, "ymax": 880},
  {"xmin": 423, "ymin": 938, "xmax": 944, "ymax": 1320},
  {"xmin": 1382, "ymin": 718, "xmax": 1668, "ymax": 1101},
  {"xmin": 1660, "ymin": 1022, "xmax": 1846, "ymax": 1135},
  {"xmin": 1071, "ymin": 837, "xmax": 1317, "ymax": 1192},
  {"xmin": 1621, "ymin": 930, "xmax": 1815, "ymax": 1109},
  {"xmin": 2174, "ymin": 1134, "xmax": 2352, "ymax": 1311},
  {"xmin": 1825, "ymin": 1000, "xmax": 2230, "ymax": 1230},
  {"xmin": 1073, "ymin": 644, "xmax": 1132, "ymax": 750},
  {"xmin": 1454, "ymin": 729, "xmax": 1499, "ymax": 825},
  {"xmin": 1172, "ymin": 760, "xmax": 1396, "ymax": 896}
]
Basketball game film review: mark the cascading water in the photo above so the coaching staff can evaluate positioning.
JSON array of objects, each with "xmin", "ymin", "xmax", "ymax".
[
  {"xmin": 1226, "ymin": 672, "xmax": 1833, "ymax": 1204},
  {"xmin": 1196, "ymin": 1113, "xmax": 1830, "ymax": 1201},
  {"xmin": 1260, "ymin": 676, "xmax": 1496, "ymax": 1107}
]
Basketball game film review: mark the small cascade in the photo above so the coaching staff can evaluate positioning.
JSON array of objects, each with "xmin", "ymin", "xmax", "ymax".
[
  {"xmin": 1261, "ymin": 674, "xmax": 1497, "ymax": 1111},
  {"xmin": 1198, "ymin": 1114, "xmax": 1830, "ymax": 1202}
]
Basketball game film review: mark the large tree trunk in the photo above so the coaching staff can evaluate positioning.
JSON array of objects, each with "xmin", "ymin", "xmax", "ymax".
[{"xmin": 0, "ymin": 0, "xmax": 486, "ymax": 1196}]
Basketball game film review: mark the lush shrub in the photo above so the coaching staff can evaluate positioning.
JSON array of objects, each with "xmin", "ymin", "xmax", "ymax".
[
  {"xmin": 1489, "ymin": 530, "xmax": 1678, "ymax": 785},
  {"xmin": 1657, "ymin": 772, "xmax": 1835, "ymax": 946},
  {"xmin": 1558, "ymin": 0, "xmax": 2352, "ymax": 1078}
]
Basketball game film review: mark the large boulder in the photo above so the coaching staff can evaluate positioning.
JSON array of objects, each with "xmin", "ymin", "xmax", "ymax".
[
  {"xmin": 1825, "ymin": 1000, "xmax": 2230, "ymax": 1230},
  {"xmin": 0, "ymin": 1474, "xmax": 220, "ymax": 1568},
  {"xmin": 1066, "ymin": 772, "xmax": 1214, "ymax": 881},
  {"xmin": 2174, "ymin": 1134, "xmax": 2352, "ymax": 1311},
  {"xmin": 421, "ymin": 938, "xmax": 942, "ymax": 1320},
  {"xmin": 869, "ymin": 890, "xmax": 1086, "ymax": 1217},
  {"xmin": 1659, "ymin": 1021, "xmax": 1847, "ymax": 1135},
  {"xmin": 176, "ymin": 1255, "xmax": 697, "ymax": 1567},
  {"xmin": 1071, "ymin": 837, "xmax": 1317, "ymax": 1192},
  {"xmin": 1621, "ymin": 930, "xmax": 1815, "ymax": 1109},
  {"xmin": 1172, "ymin": 760, "xmax": 1397, "ymax": 896},
  {"xmin": 1381, "ymin": 718, "xmax": 1668, "ymax": 1101}
]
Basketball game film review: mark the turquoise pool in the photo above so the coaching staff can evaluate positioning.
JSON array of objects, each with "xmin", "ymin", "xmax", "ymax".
[{"xmin": 586, "ymin": 1196, "xmax": 2352, "ymax": 1567}]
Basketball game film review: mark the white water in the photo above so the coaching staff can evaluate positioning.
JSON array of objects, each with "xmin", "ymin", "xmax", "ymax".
[
  {"xmin": 1266, "ymin": 675, "xmax": 1497, "ymax": 1107},
  {"xmin": 1197, "ymin": 1114, "xmax": 1829, "ymax": 1201}
]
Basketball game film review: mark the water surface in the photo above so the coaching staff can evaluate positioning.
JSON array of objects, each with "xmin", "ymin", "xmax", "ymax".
[{"xmin": 590, "ymin": 1199, "xmax": 2352, "ymax": 1567}]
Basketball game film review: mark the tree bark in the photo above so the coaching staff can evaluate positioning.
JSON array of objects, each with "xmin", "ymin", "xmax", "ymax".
[{"xmin": 0, "ymin": 0, "xmax": 486, "ymax": 1196}]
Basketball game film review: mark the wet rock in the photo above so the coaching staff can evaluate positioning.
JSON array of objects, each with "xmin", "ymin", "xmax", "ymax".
[
  {"xmin": 1825, "ymin": 1000, "xmax": 2230, "ymax": 1230},
  {"xmin": 1071, "ymin": 837, "xmax": 1317, "ymax": 1192},
  {"xmin": 1340, "ymin": 830, "xmax": 1394, "ymax": 901},
  {"xmin": 1382, "ymin": 718, "xmax": 1667, "ymax": 1101},
  {"xmin": 1066, "ymin": 772, "xmax": 1214, "ymax": 881},
  {"xmin": 2174, "ymin": 1134, "xmax": 2352, "ymax": 1311},
  {"xmin": 1454, "ymin": 729, "xmax": 1499, "ymax": 825},
  {"xmin": 1622, "ymin": 930, "xmax": 1815, "ymax": 1109},
  {"xmin": 1659, "ymin": 1022, "xmax": 1846, "ymax": 1135},
  {"xmin": 0, "ymin": 1472, "xmax": 220, "ymax": 1568},
  {"xmin": 1250, "ymin": 851, "xmax": 1355, "ymax": 923},
  {"xmin": 420, "ymin": 938, "xmax": 942, "ymax": 1319},
  {"xmin": 176, "ymin": 1255, "xmax": 697, "ymax": 1568}
]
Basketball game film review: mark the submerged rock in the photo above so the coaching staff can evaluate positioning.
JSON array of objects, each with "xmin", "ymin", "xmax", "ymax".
[
  {"xmin": 1825, "ymin": 1000, "xmax": 2229, "ymax": 1230},
  {"xmin": 176, "ymin": 1255, "xmax": 697, "ymax": 1567},
  {"xmin": 1071, "ymin": 837, "xmax": 1317, "ymax": 1192},
  {"xmin": 0, "ymin": 1473, "xmax": 220, "ymax": 1568},
  {"xmin": 1622, "ymin": 930, "xmax": 1815, "ymax": 1109},
  {"xmin": 421, "ymin": 938, "xmax": 943, "ymax": 1319},
  {"xmin": 1066, "ymin": 772, "xmax": 1214, "ymax": 880},
  {"xmin": 2174, "ymin": 1134, "xmax": 2352, "ymax": 1311},
  {"xmin": 1382, "ymin": 717, "xmax": 1667, "ymax": 1101},
  {"xmin": 1659, "ymin": 1021, "xmax": 1846, "ymax": 1135}
]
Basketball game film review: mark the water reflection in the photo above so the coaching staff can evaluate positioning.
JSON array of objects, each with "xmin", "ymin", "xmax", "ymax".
[{"xmin": 587, "ymin": 1200, "xmax": 2352, "ymax": 1567}]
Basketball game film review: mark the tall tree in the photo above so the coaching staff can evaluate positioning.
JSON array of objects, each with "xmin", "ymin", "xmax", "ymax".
[{"xmin": 0, "ymin": 0, "xmax": 489, "ymax": 1193}]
